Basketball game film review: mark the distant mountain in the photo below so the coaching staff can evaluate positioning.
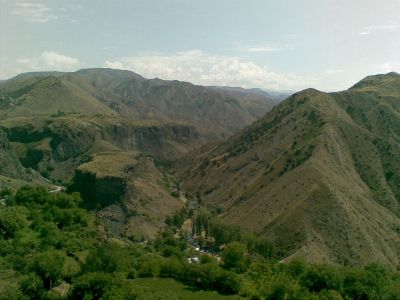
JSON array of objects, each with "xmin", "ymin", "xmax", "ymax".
[
  {"xmin": 0, "ymin": 68, "xmax": 282, "ymax": 139},
  {"xmin": 181, "ymin": 72, "xmax": 400, "ymax": 267},
  {"xmin": 209, "ymin": 86, "xmax": 291, "ymax": 101}
]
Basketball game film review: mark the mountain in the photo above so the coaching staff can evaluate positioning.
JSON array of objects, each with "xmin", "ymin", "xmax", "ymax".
[
  {"xmin": 0, "ymin": 68, "xmax": 281, "ymax": 139},
  {"xmin": 0, "ymin": 68, "xmax": 284, "ymax": 239},
  {"xmin": 0, "ymin": 114, "xmax": 198, "ymax": 239},
  {"xmin": 181, "ymin": 72, "xmax": 400, "ymax": 267},
  {"xmin": 209, "ymin": 86, "xmax": 291, "ymax": 101}
]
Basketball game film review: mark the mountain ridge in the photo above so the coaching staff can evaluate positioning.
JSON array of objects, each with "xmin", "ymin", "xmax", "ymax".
[
  {"xmin": 181, "ymin": 72, "xmax": 400, "ymax": 267},
  {"xmin": 0, "ymin": 68, "xmax": 284, "ymax": 139}
]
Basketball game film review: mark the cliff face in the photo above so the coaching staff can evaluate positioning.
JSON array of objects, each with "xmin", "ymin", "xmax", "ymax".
[
  {"xmin": 73, "ymin": 169, "xmax": 127, "ymax": 208},
  {"xmin": 0, "ymin": 115, "xmax": 196, "ymax": 238},
  {"xmin": 0, "ymin": 129, "xmax": 53, "ymax": 190},
  {"xmin": 72, "ymin": 152, "xmax": 183, "ymax": 239},
  {"xmin": 0, "ymin": 115, "xmax": 200, "ymax": 180},
  {"xmin": 0, "ymin": 130, "xmax": 29, "ymax": 180}
]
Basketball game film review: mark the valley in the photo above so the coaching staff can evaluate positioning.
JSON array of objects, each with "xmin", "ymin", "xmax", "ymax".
[{"xmin": 1, "ymin": 68, "xmax": 400, "ymax": 299}]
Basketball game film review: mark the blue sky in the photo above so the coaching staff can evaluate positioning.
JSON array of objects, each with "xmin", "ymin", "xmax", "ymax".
[{"xmin": 1, "ymin": 0, "xmax": 400, "ymax": 91}]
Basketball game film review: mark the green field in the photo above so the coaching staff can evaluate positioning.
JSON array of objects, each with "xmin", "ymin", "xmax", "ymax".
[{"xmin": 130, "ymin": 278, "xmax": 242, "ymax": 299}]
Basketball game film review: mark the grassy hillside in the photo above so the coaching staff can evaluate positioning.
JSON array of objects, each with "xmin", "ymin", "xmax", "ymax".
[
  {"xmin": 181, "ymin": 72, "xmax": 400, "ymax": 267},
  {"xmin": 0, "ymin": 68, "xmax": 281, "ymax": 139}
]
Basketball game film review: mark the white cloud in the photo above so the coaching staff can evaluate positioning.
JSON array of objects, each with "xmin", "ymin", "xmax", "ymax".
[
  {"xmin": 0, "ymin": 51, "xmax": 80, "ymax": 79},
  {"xmin": 325, "ymin": 69, "xmax": 344, "ymax": 74},
  {"xmin": 41, "ymin": 51, "xmax": 79, "ymax": 69},
  {"xmin": 377, "ymin": 62, "xmax": 400, "ymax": 73},
  {"xmin": 104, "ymin": 50, "xmax": 315, "ymax": 90},
  {"xmin": 11, "ymin": 2, "xmax": 82, "ymax": 23},
  {"xmin": 244, "ymin": 46, "xmax": 280, "ymax": 53},
  {"xmin": 359, "ymin": 23, "xmax": 399, "ymax": 36},
  {"xmin": 235, "ymin": 43, "xmax": 294, "ymax": 53},
  {"xmin": 12, "ymin": 2, "xmax": 58, "ymax": 23},
  {"xmin": 104, "ymin": 60, "xmax": 125, "ymax": 70},
  {"xmin": 59, "ymin": 4, "xmax": 83, "ymax": 12}
]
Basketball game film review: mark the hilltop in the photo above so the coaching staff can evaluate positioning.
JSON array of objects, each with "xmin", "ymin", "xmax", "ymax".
[
  {"xmin": 0, "ymin": 68, "xmax": 284, "ymax": 139},
  {"xmin": 181, "ymin": 72, "xmax": 400, "ymax": 267}
]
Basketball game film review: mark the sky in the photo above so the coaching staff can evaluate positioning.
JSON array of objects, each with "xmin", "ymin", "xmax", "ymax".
[{"xmin": 1, "ymin": 0, "xmax": 400, "ymax": 91}]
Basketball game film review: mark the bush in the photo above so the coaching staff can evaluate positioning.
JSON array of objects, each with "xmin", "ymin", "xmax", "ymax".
[
  {"xmin": 15, "ymin": 186, "xmax": 49, "ymax": 206},
  {"xmin": 29, "ymin": 250, "xmax": 66, "ymax": 289},
  {"xmin": 159, "ymin": 258, "xmax": 183, "ymax": 278},
  {"xmin": 221, "ymin": 242, "xmax": 249, "ymax": 273},
  {"xmin": 84, "ymin": 242, "xmax": 131, "ymax": 273},
  {"xmin": 71, "ymin": 272, "xmax": 126, "ymax": 300}
]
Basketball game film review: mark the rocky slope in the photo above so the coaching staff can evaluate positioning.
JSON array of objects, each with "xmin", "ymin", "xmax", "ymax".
[
  {"xmin": 72, "ymin": 151, "xmax": 183, "ymax": 239},
  {"xmin": 0, "ymin": 68, "xmax": 284, "ymax": 240},
  {"xmin": 181, "ymin": 72, "xmax": 400, "ymax": 267},
  {"xmin": 0, "ymin": 68, "xmax": 283, "ymax": 139},
  {"xmin": 0, "ymin": 115, "xmax": 199, "ymax": 181},
  {"xmin": 0, "ymin": 114, "xmax": 195, "ymax": 238},
  {"xmin": 0, "ymin": 129, "xmax": 52, "ymax": 190}
]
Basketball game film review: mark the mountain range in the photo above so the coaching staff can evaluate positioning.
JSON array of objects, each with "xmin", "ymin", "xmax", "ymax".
[
  {"xmin": 0, "ymin": 68, "xmax": 284, "ymax": 139},
  {"xmin": 181, "ymin": 72, "xmax": 400, "ymax": 266},
  {"xmin": 0, "ymin": 68, "xmax": 283, "ymax": 239},
  {"xmin": 1, "ymin": 68, "xmax": 400, "ymax": 267}
]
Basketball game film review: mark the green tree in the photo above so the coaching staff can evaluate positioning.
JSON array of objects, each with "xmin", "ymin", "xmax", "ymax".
[
  {"xmin": 84, "ymin": 242, "xmax": 131, "ymax": 273},
  {"xmin": 15, "ymin": 186, "xmax": 48, "ymax": 206},
  {"xmin": 221, "ymin": 242, "xmax": 249, "ymax": 273},
  {"xmin": 30, "ymin": 250, "xmax": 66, "ymax": 289},
  {"xmin": 19, "ymin": 273, "xmax": 45, "ymax": 299},
  {"xmin": 71, "ymin": 272, "xmax": 126, "ymax": 300},
  {"xmin": 0, "ymin": 206, "xmax": 29, "ymax": 239}
]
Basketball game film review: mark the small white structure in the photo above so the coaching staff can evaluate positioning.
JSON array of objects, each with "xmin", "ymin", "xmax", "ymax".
[{"xmin": 187, "ymin": 257, "xmax": 200, "ymax": 264}]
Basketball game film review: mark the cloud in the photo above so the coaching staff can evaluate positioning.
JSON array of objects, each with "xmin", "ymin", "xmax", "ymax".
[
  {"xmin": 359, "ymin": 23, "xmax": 399, "ymax": 36},
  {"xmin": 377, "ymin": 62, "xmax": 400, "ymax": 73},
  {"xmin": 11, "ymin": 2, "xmax": 82, "ymax": 23},
  {"xmin": 325, "ymin": 69, "xmax": 344, "ymax": 74},
  {"xmin": 12, "ymin": 2, "xmax": 58, "ymax": 23},
  {"xmin": 41, "ymin": 51, "xmax": 79, "ymax": 69},
  {"xmin": 104, "ymin": 60, "xmax": 125, "ymax": 70},
  {"xmin": 235, "ymin": 43, "xmax": 294, "ymax": 53},
  {"xmin": 0, "ymin": 51, "xmax": 80, "ymax": 79},
  {"xmin": 104, "ymin": 50, "xmax": 315, "ymax": 90},
  {"xmin": 59, "ymin": 4, "xmax": 83, "ymax": 12},
  {"xmin": 244, "ymin": 46, "xmax": 280, "ymax": 53}
]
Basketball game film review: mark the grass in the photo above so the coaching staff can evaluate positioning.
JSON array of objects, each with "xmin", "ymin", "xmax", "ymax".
[
  {"xmin": 77, "ymin": 151, "xmax": 138, "ymax": 178},
  {"xmin": 130, "ymin": 278, "xmax": 242, "ymax": 299}
]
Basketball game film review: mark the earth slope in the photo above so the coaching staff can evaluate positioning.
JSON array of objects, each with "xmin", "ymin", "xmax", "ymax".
[
  {"xmin": 0, "ymin": 68, "xmax": 282, "ymax": 239},
  {"xmin": 0, "ymin": 68, "xmax": 281, "ymax": 139},
  {"xmin": 0, "ymin": 130, "xmax": 51, "ymax": 190},
  {"xmin": 182, "ymin": 72, "xmax": 400, "ymax": 267},
  {"xmin": 0, "ymin": 115, "xmax": 197, "ymax": 239}
]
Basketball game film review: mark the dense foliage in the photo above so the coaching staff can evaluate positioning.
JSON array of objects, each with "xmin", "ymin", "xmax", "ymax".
[{"xmin": 0, "ymin": 187, "xmax": 400, "ymax": 299}]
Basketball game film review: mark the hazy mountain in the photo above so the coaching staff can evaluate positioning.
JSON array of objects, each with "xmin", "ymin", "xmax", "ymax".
[
  {"xmin": 0, "ymin": 68, "xmax": 281, "ymax": 139},
  {"xmin": 181, "ymin": 72, "xmax": 400, "ymax": 267},
  {"xmin": 209, "ymin": 86, "xmax": 291, "ymax": 101}
]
